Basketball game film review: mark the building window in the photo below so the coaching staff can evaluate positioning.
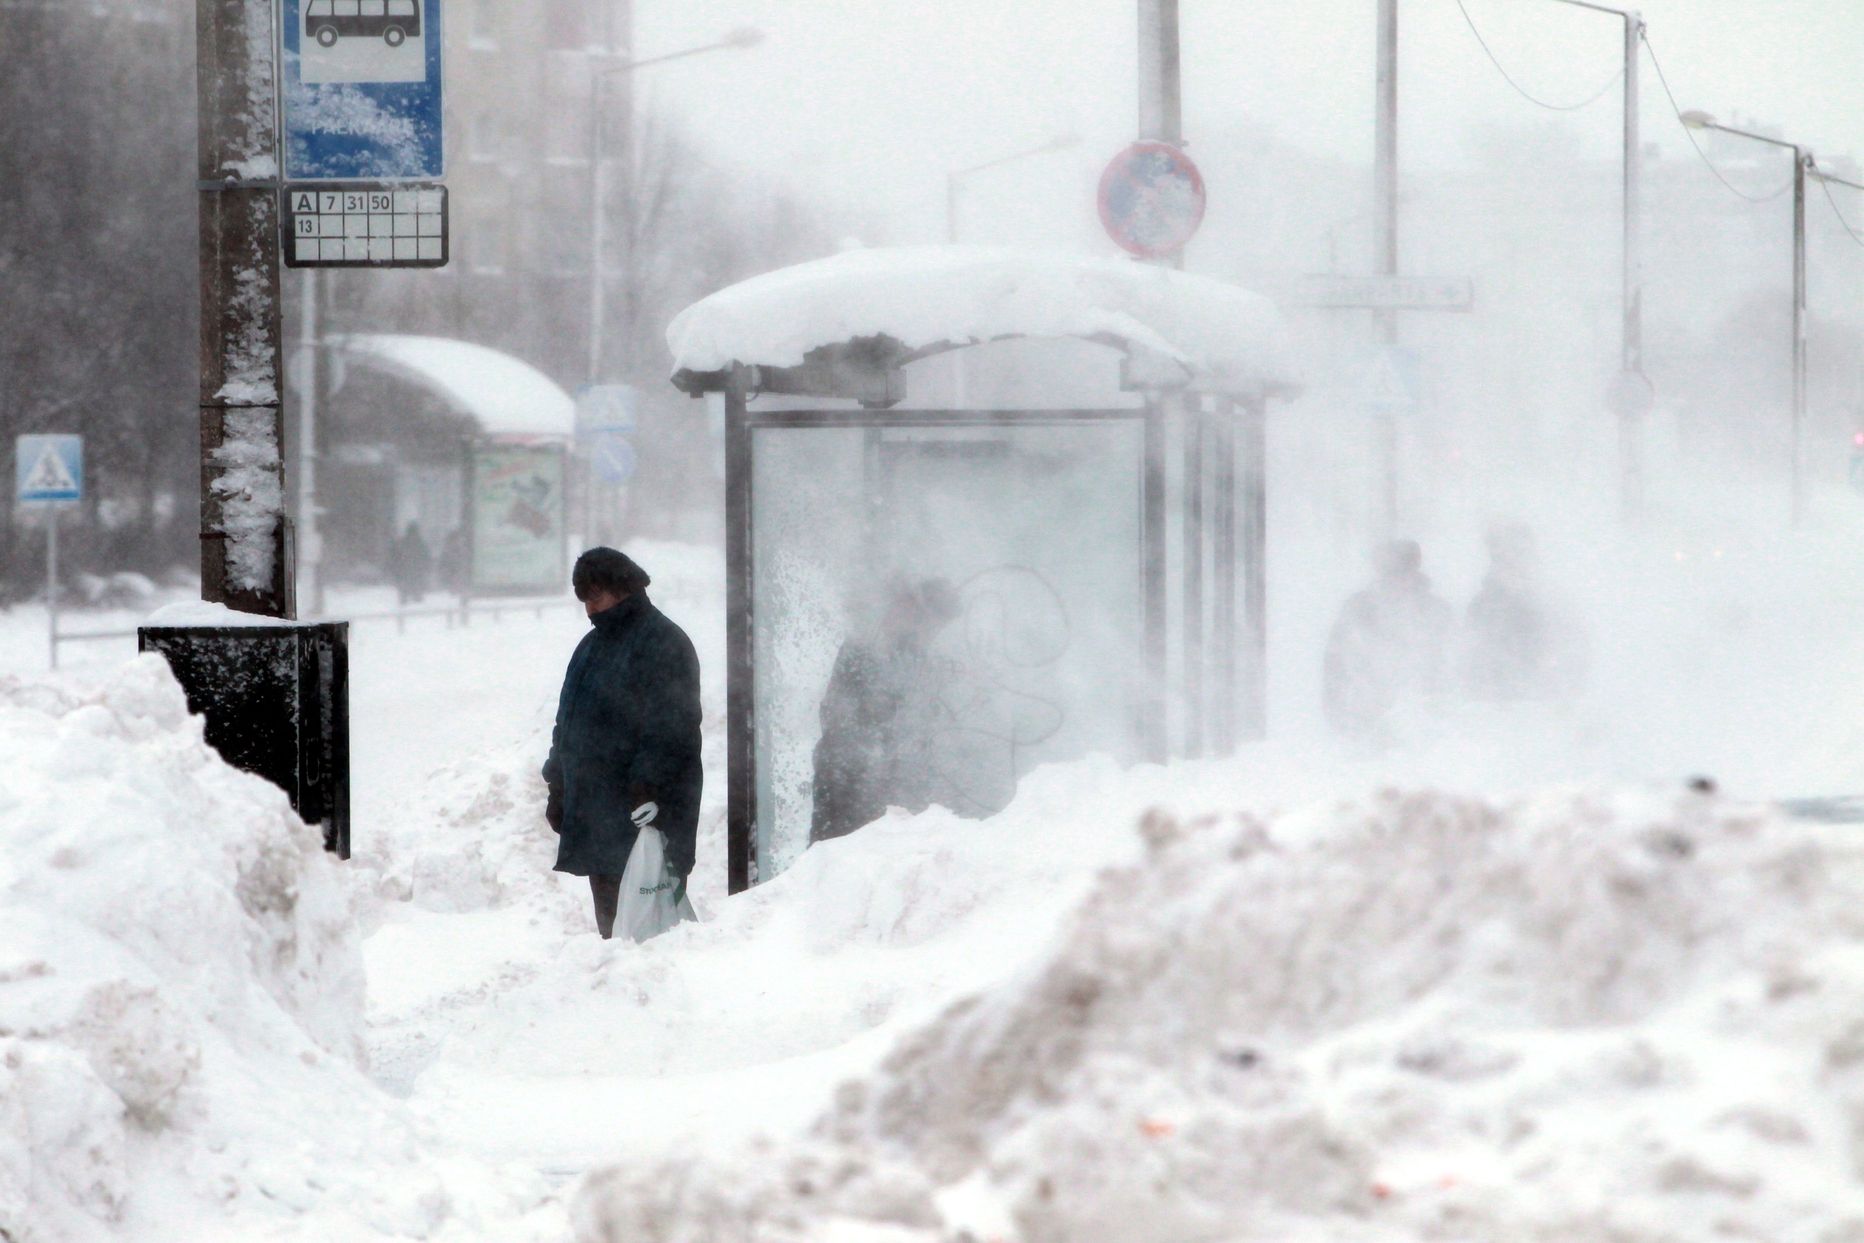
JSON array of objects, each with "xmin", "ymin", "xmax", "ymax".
[
  {"xmin": 541, "ymin": 167, "xmax": 591, "ymax": 276},
  {"xmin": 465, "ymin": 194, "xmax": 510, "ymax": 276},
  {"xmin": 545, "ymin": 107, "xmax": 592, "ymax": 166},
  {"xmin": 546, "ymin": 0, "xmax": 590, "ymax": 52},
  {"xmin": 466, "ymin": 0, "xmax": 498, "ymax": 48},
  {"xmin": 468, "ymin": 108, "xmax": 503, "ymax": 163}
]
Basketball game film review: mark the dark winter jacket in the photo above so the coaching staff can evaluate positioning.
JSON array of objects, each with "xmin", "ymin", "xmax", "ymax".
[
  {"xmin": 810, "ymin": 637, "xmax": 946, "ymax": 843},
  {"xmin": 543, "ymin": 592, "xmax": 702, "ymax": 878}
]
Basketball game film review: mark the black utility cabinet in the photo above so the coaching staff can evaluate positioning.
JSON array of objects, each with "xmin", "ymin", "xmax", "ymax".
[{"xmin": 138, "ymin": 622, "xmax": 351, "ymax": 858}]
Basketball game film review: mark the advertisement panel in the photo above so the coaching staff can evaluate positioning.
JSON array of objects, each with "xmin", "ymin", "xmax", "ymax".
[{"xmin": 469, "ymin": 443, "xmax": 566, "ymax": 594}]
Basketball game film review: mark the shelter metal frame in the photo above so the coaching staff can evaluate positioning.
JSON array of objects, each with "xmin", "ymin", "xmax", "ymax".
[{"xmin": 684, "ymin": 345, "xmax": 1268, "ymax": 894}]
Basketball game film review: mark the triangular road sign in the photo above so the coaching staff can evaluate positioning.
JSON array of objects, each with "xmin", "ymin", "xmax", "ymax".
[
  {"xmin": 24, "ymin": 446, "xmax": 77, "ymax": 495},
  {"xmin": 1360, "ymin": 346, "xmax": 1420, "ymax": 412}
]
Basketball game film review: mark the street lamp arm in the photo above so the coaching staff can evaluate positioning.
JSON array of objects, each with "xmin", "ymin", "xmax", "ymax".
[
  {"xmin": 1810, "ymin": 165, "xmax": 1864, "ymax": 194},
  {"xmin": 1544, "ymin": 0, "xmax": 1641, "ymax": 17},
  {"xmin": 949, "ymin": 135, "xmax": 1081, "ymax": 180},
  {"xmin": 597, "ymin": 33, "xmax": 763, "ymax": 78},
  {"xmin": 1682, "ymin": 114, "xmax": 1804, "ymax": 158}
]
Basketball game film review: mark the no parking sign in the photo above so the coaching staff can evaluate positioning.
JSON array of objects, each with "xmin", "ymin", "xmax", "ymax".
[{"xmin": 1098, "ymin": 141, "xmax": 1206, "ymax": 259}]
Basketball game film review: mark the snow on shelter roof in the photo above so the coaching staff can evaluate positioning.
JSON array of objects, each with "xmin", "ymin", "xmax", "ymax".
[
  {"xmin": 330, "ymin": 334, "xmax": 575, "ymax": 439},
  {"xmin": 667, "ymin": 245, "xmax": 1301, "ymax": 401}
]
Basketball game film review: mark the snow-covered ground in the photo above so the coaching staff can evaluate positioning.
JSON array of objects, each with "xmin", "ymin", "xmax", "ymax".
[{"xmin": 9, "ymin": 513, "xmax": 1864, "ymax": 1241}]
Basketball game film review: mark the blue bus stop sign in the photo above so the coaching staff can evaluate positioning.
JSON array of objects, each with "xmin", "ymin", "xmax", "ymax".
[{"xmin": 281, "ymin": 0, "xmax": 445, "ymax": 181}]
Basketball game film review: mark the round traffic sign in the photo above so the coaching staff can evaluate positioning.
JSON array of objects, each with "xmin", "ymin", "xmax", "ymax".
[{"xmin": 1098, "ymin": 141, "xmax": 1207, "ymax": 258}]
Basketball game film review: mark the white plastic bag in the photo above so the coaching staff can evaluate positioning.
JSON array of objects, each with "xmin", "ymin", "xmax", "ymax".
[{"xmin": 616, "ymin": 826, "xmax": 697, "ymax": 943}]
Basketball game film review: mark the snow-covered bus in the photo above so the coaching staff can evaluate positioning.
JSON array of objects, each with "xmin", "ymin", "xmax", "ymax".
[{"xmin": 305, "ymin": 0, "xmax": 422, "ymax": 48}]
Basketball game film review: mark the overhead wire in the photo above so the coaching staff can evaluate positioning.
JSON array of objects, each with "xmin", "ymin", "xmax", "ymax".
[
  {"xmin": 1452, "ymin": 0, "xmax": 1623, "ymax": 112},
  {"xmin": 1642, "ymin": 32, "xmax": 1797, "ymax": 204},
  {"xmin": 1816, "ymin": 175, "xmax": 1864, "ymax": 248}
]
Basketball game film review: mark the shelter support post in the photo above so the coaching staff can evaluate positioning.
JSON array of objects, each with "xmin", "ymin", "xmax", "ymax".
[
  {"xmin": 1143, "ymin": 401, "xmax": 1168, "ymax": 762},
  {"xmin": 1211, "ymin": 401, "xmax": 1238, "ymax": 753},
  {"xmin": 1240, "ymin": 397, "xmax": 1268, "ymax": 741},
  {"xmin": 724, "ymin": 369, "xmax": 756, "ymax": 894},
  {"xmin": 1182, "ymin": 396, "xmax": 1205, "ymax": 757}
]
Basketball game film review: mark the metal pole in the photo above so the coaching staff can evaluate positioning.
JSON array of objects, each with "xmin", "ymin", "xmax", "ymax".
[
  {"xmin": 723, "ymin": 368, "xmax": 755, "ymax": 893},
  {"xmin": 586, "ymin": 75, "xmax": 607, "ymax": 386},
  {"xmin": 1620, "ymin": 13, "xmax": 1645, "ymax": 521},
  {"xmin": 1374, "ymin": 0, "xmax": 1400, "ymax": 532},
  {"xmin": 1240, "ymin": 398, "xmax": 1268, "ymax": 740},
  {"xmin": 1212, "ymin": 401, "xmax": 1238, "ymax": 752},
  {"xmin": 1139, "ymin": 0, "xmax": 1195, "ymax": 757},
  {"xmin": 46, "ymin": 510, "xmax": 57, "ymax": 671},
  {"xmin": 198, "ymin": 0, "xmax": 288, "ymax": 617},
  {"xmin": 1143, "ymin": 402, "xmax": 1168, "ymax": 762},
  {"xmin": 1137, "ymin": 0, "xmax": 1182, "ymax": 145},
  {"xmin": 299, "ymin": 268, "xmax": 323, "ymax": 614},
  {"xmin": 1183, "ymin": 400, "xmax": 1204, "ymax": 756},
  {"xmin": 1793, "ymin": 149, "xmax": 1807, "ymax": 528}
]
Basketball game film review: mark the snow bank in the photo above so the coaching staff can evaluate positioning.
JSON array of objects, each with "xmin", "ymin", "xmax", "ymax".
[
  {"xmin": 0, "ymin": 657, "xmax": 554, "ymax": 1242},
  {"xmin": 574, "ymin": 784, "xmax": 1864, "ymax": 1242},
  {"xmin": 667, "ymin": 245, "xmax": 1301, "ymax": 399}
]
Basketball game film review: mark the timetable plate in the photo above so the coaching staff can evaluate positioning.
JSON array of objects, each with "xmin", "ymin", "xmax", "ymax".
[{"xmin": 282, "ymin": 182, "xmax": 448, "ymax": 268}]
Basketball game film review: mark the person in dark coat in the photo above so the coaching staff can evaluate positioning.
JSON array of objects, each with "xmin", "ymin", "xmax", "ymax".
[
  {"xmin": 390, "ymin": 521, "xmax": 433, "ymax": 606},
  {"xmin": 1322, "ymin": 539, "xmax": 1454, "ymax": 739},
  {"xmin": 543, "ymin": 547, "xmax": 703, "ymax": 939},
  {"xmin": 810, "ymin": 577, "xmax": 961, "ymax": 845}
]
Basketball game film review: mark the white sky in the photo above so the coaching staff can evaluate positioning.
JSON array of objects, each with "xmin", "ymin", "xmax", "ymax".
[{"xmin": 632, "ymin": 0, "xmax": 1864, "ymax": 246}]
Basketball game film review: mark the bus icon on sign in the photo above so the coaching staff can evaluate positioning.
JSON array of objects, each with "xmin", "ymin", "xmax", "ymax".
[{"xmin": 305, "ymin": 0, "xmax": 421, "ymax": 48}]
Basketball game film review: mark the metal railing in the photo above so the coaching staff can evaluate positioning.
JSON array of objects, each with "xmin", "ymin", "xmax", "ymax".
[{"xmin": 49, "ymin": 594, "xmax": 578, "ymax": 662}]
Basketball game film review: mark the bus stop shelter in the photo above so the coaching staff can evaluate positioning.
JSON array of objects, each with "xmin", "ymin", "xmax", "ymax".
[{"xmin": 669, "ymin": 246, "xmax": 1300, "ymax": 891}]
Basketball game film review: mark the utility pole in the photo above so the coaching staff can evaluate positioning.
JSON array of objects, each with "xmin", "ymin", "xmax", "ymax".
[
  {"xmin": 1374, "ymin": 0, "xmax": 1400, "ymax": 533},
  {"xmin": 1682, "ymin": 111, "xmax": 1810, "ymax": 527},
  {"xmin": 1139, "ymin": 0, "xmax": 1199, "ymax": 757},
  {"xmin": 1619, "ymin": 11, "xmax": 1646, "ymax": 520},
  {"xmin": 197, "ymin": 0, "xmax": 289, "ymax": 617}
]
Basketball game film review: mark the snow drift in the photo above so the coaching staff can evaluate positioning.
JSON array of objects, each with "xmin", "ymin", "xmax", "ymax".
[
  {"xmin": 574, "ymin": 783, "xmax": 1864, "ymax": 1242},
  {"xmin": 0, "ymin": 657, "xmax": 551, "ymax": 1242}
]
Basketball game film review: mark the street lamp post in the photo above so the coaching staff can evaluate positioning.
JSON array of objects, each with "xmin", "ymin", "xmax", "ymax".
[
  {"xmin": 1681, "ymin": 110, "xmax": 1809, "ymax": 526},
  {"xmin": 587, "ymin": 27, "xmax": 764, "ymax": 387},
  {"xmin": 1545, "ymin": 0, "xmax": 1649, "ymax": 519}
]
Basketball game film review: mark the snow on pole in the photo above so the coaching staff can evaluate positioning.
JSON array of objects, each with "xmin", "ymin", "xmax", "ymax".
[{"xmin": 198, "ymin": 0, "xmax": 290, "ymax": 616}]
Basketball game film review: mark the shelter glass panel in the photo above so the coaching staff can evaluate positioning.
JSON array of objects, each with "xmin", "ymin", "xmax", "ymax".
[{"xmin": 749, "ymin": 415, "xmax": 1148, "ymax": 879}]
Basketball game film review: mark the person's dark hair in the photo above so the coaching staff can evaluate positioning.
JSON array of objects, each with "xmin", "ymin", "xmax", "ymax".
[{"xmin": 571, "ymin": 547, "xmax": 650, "ymax": 601}]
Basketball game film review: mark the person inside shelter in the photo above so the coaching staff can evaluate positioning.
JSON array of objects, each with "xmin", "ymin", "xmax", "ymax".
[{"xmin": 809, "ymin": 576, "xmax": 963, "ymax": 845}]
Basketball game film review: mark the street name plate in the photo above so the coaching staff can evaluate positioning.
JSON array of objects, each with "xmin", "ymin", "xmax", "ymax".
[{"xmin": 282, "ymin": 183, "xmax": 448, "ymax": 268}]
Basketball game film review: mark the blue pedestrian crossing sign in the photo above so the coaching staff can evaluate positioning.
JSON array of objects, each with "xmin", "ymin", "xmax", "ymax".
[
  {"xmin": 15, "ymin": 435, "xmax": 82, "ymax": 505},
  {"xmin": 1359, "ymin": 345, "xmax": 1422, "ymax": 415},
  {"xmin": 281, "ymin": 0, "xmax": 445, "ymax": 181},
  {"xmin": 587, "ymin": 430, "xmax": 637, "ymax": 485}
]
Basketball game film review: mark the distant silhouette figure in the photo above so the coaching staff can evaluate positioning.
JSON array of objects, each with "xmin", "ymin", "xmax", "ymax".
[
  {"xmin": 390, "ymin": 521, "xmax": 433, "ymax": 606},
  {"xmin": 1463, "ymin": 522, "xmax": 1584, "ymax": 702},
  {"xmin": 436, "ymin": 526, "xmax": 468, "ymax": 595},
  {"xmin": 1323, "ymin": 540, "xmax": 1453, "ymax": 738}
]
